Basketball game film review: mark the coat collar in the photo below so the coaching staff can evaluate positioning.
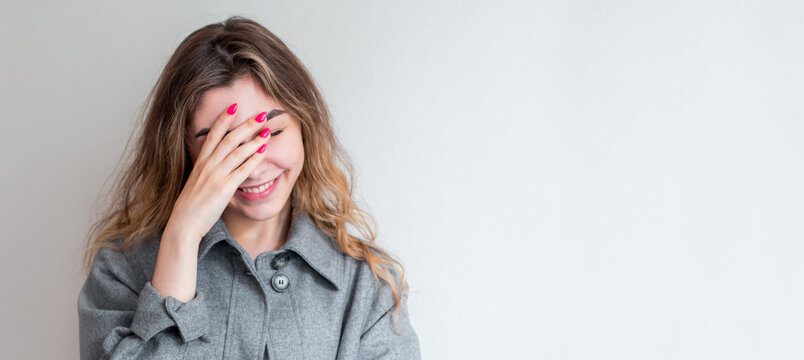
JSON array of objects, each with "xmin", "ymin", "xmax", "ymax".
[{"xmin": 196, "ymin": 210, "xmax": 344, "ymax": 290}]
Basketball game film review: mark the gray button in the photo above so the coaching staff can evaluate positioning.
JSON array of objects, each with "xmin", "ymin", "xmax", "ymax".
[
  {"xmin": 271, "ymin": 253, "xmax": 290, "ymax": 270},
  {"xmin": 244, "ymin": 270, "xmax": 253, "ymax": 276},
  {"xmin": 271, "ymin": 272, "xmax": 290, "ymax": 292}
]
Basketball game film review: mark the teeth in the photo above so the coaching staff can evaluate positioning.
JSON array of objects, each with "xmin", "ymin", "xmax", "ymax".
[{"xmin": 239, "ymin": 178, "xmax": 275, "ymax": 193}]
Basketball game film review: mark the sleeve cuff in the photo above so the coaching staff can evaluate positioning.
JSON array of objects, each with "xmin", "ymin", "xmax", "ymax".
[{"xmin": 129, "ymin": 281, "xmax": 209, "ymax": 343}]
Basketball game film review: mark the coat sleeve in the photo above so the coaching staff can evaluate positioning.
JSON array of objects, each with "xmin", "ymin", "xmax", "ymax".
[
  {"xmin": 77, "ymin": 245, "xmax": 209, "ymax": 360},
  {"xmin": 357, "ymin": 276, "xmax": 421, "ymax": 360}
]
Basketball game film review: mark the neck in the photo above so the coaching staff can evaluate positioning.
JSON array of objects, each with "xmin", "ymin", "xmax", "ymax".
[{"xmin": 222, "ymin": 201, "xmax": 293, "ymax": 259}]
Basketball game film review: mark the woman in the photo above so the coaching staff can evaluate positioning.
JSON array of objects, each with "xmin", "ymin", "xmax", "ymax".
[{"xmin": 78, "ymin": 16, "xmax": 420, "ymax": 359}]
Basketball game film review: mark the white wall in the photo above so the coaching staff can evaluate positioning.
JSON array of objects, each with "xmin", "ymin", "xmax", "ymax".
[{"xmin": 1, "ymin": 0, "xmax": 803, "ymax": 358}]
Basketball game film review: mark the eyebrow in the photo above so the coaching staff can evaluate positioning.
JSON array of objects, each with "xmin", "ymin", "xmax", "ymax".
[{"xmin": 194, "ymin": 109, "xmax": 286, "ymax": 137}]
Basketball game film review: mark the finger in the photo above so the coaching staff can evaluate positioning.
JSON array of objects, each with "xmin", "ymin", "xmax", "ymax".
[
  {"xmin": 206, "ymin": 110, "xmax": 269, "ymax": 167},
  {"xmin": 197, "ymin": 102, "xmax": 240, "ymax": 162},
  {"xmin": 226, "ymin": 136, "xmax": 270, "ymax": 188},
  {"xmin": 220, "ymin": 128, "xmax": 271, "ymax": 178}
]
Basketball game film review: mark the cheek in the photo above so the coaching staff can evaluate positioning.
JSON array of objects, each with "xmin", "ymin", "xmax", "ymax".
[
  {"xmin": 292, "ymin": 135, "xmax": 305, "ymax": 168},
  {"xmin": 266, "ymin": 131, "xmax": 304, "ymax": 163},
  {"xmin": 292, "ymin": 145, "xmax": 305, "ymax": 174},
  {"xmin": 266, "ymin": 137, "xmax": 303, "ymax": 168}
]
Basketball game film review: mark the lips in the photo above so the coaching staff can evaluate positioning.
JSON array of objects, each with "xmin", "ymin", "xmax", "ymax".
[{"xmin": 238, "ymin": 175, "xmax": 279, "ymax": 191}]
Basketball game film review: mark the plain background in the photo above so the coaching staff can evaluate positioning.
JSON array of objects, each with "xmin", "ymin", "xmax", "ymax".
[{"xmin": 1, "ymin": 0, "xmax": 803, "ymax": 359}]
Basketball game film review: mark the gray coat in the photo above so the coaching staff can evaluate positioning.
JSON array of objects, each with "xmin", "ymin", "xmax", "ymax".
[{"xmin": 77, "ymin": 211, "xmax": 420, "ymax": 359}]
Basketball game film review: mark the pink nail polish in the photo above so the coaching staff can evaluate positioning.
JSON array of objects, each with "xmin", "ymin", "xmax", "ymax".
[
  {"xmin": 255, "ymin": 111, "xmax": 267, "ymax": 123},
  {"xmin": 227, "ymin": 103, "xmax": 238, "ymax": 115},
  {"xmin": 260, "ymin": 128, "xmax": 270, "ymax": 138},
  {"xmin": 257, "ymin": 144, "xmax": 267, "ymax": 153}
]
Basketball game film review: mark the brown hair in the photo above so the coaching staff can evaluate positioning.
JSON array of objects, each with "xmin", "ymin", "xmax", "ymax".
[{"xmin": 82, "ymin": 16, "xmax": 407, "ymax": 327}]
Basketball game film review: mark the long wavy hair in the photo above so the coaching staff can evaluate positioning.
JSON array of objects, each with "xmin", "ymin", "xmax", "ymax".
[{"xmin": 81, "ymin": 16, "xmax": 407, "ymax": 328}]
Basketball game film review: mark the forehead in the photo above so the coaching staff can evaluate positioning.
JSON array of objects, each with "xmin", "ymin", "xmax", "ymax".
[{"xmin": 192, "ymin": 76, "xmax": 285, "ymax": 129}]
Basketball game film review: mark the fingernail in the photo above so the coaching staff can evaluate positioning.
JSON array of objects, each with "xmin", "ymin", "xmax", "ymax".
[
  {"xmin": 227, "ymin": 103, "xmax": 238, "ymax": 115},
  {"xmin": 257, "ymin": 144, "xmax": 267, "ymax": 153},
  {"xmin": 255, "ymin": 111, "xmax": 267, "ymax": 123},
  {"xmin": 260, "ymin": 128, "xmax": 270, "ymax": 138}
]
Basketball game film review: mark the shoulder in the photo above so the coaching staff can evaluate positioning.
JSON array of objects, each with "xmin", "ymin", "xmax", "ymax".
[
  {"xmin": 340, "ymin": 248, "xmax": 417, "ymax": 349},
  {"xmin": 341, "ymin": 247, "xmax": 408, "ymax": 312},
  {"xmin": 89, "ymin": 235, "xmax": 161, "ymax": 287},
  {"xmin": 79, "ymin": 236, "xmax": 162, "ymax": 313}
]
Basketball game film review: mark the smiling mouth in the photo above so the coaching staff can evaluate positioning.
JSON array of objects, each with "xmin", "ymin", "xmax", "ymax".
[{"xmin": 238, "ymin": 175, "xmax": 279, "ymax": 193}]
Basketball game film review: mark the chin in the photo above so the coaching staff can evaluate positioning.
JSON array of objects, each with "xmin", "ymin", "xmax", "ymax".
[
  {"xmin": 241, "ymin": 206, "xmax": 283, "ymax": 220},
  {"xmin": 225, "ymin": 199, "xmax": 279, "ymax": 219}
]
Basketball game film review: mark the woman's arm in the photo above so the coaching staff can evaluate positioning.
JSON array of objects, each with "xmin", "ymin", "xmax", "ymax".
[{"xmin": 77, "ymin": 237, "xmax": 209, "ymax": 360}]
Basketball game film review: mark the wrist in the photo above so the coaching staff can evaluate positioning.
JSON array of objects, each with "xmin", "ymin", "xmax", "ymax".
[{"xmin": 162, "ymin": 223, "xmax": 202, "ymax": 248}]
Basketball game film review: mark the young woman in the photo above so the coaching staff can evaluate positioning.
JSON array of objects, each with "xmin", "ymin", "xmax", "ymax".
[{"xmin": 77, "ymin": 16, "xmax": 420, "ymax": 359}]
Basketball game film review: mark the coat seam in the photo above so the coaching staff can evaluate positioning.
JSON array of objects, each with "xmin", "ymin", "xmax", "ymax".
[
  {"xmin": 359, "ymin": 270, "xmax": 380, "ymax": 337},
  {"xmin": 287, "ymin": 283, "xmax": 311, "ymax": 360},
  {"xmin": 222, "ymin": 255, "xmax": 239, "ymax": 359}
]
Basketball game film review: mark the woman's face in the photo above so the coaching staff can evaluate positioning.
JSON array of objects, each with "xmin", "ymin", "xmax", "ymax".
[{"xmin": 187, "ymin": 75, "xmax": 304, "ymax": 220}]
